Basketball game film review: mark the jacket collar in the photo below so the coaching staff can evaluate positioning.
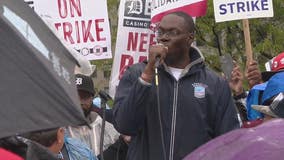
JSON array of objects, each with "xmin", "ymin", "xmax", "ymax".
[{"xmin": 162, "ymin": 46, "xmax": 204, "ymax": 77}]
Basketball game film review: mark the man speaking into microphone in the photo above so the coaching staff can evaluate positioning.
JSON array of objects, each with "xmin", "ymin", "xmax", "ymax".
[{"xmin": 113, "ymin": 11, "xmax": 239, "ymax": 160}]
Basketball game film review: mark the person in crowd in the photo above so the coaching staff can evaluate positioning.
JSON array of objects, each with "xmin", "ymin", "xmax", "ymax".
[
  {"xmin": 97, "ymin": 134, "xmax": 130, "ymax": 160},
  {"xmin": 26, "ymin": 128, "xmax": 97, "ymax": 160},
  {"xmin": 113, "ymin": 11, "xmax": 239, "ymax": 160},
  {"xmin": 28, "ymin": 128, "xmax": 65, "ymax": 158},
  {"xmin": 92, "ymin": 97, "xmax": 130, "ymax": 160},
  {"xmin": 251, "ymin": 53, "xmax": 284, "ymax": 121},
  {"xmin": 252, "ymin": 74, "xmax": 284, "ymax": 121},
  {"xmin": 66, "ymin": 74, "xmax": 119, "ymax": 156},
  {"xmin": 229, "ymin": 60, "xmax": 263, "ymax": 123},
  {"xmin": 0, "ymin": 135, "xmax": 59, "ymax": 160},
  {"xmin": 233, "ymin": 52, "xmax": 284, "ymax": 127}
]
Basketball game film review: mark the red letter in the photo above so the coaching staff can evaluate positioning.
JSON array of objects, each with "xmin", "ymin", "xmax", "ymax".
[
  {"xmin": 119, "ymin": 54, "xmax": 134, "ymax": 79},
  {"xmin": 139, "ymin": 33, "xmax": 148, "ymax": 52},
  {"xmin": 58, "ymin": 0, "xmax": 68, "ymax": 18},
  {"xmin": 149, "ymin": 33, "xmax": 156, "ymax": 45},
  {"xmin": 70, "ymin": 0, "xmax": 82, "ymax": 17},
  {"xmin": 75, "ymin": 21, "xmax": 80, "ymax": 43},
  {"xmin": 63, "ymin": 22, "xmax": 74, "ymax": 44},
  {"xmin": 82, "ymin": 20, "xmax": 95, "ymax": 43},
  {"xmin": 54, "ymin": 23, "xmax": 61, "ymax": 30},
  {"xmin": 138, "ymin": 56, "xmax": 147, "ymax": 62},
  {"xmin": 127, "ymin": 32, "xmax": 138, "ymax": 51},
  {"xmin": 95, "ymin": 19, "xmax": 106, "ymax": 41}
]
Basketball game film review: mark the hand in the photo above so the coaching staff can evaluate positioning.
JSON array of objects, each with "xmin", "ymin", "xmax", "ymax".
[
  {"xmin": 147, "ymin": 44, "xmax": 168, "ymax": 69},
  {"xmin": 229, "ymin": 62, "xmax": 244, "ymax": 96},
  {"xmin": 142, "ymin": 44, "xmax": 168, "ymax": 82},
  {"xmin": 121, "ymin": 135, "xmax": 131, "ymax": 144},
  {"xmin": 245, "ymin": 60, "xmax": 262, "ymax": 88}
]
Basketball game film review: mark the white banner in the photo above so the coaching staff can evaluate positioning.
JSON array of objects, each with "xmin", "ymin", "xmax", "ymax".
[
  {"xmin": 27, "ymin": 0, "xmax": 112, "ymax": 60},
  {"xmin": 109, "ymin": 0, "xmax": 154, "ymax": 98},
  {"xmin": 213, "ymin": 0, "xmax": 273, "ymax": 22}
]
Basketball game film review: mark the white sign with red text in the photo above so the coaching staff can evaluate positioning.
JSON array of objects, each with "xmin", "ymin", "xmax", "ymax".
[
  {"xmin": 31, "ymin": 0, "xmax": 112, "ymax": 60},
  {"xmin": 109, "ymin": 0, "xmax": 155, "ymax": 98}
]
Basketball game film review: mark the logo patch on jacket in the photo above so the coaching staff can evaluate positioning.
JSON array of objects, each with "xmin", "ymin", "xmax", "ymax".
[{"xmin": 192, "ymin": 83, "xmax": 207, "ymax": 98}]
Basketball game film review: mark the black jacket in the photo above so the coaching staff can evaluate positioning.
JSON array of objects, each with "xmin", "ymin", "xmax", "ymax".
[{"xmin": 113, "ymin": 47, "xmax": 240, "ymax": 160}]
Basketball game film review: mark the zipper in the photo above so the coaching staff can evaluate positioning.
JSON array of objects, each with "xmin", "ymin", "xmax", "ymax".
[{"xmin": 169, "ymin": 82, "xmax": 178, "ymax": 160}]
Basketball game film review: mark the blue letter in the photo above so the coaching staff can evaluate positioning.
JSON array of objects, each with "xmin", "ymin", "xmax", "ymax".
[
  {"xmin": 227, "ymin": 3, "xmax": 236, "ymax": 13},
  {"xmin": 261, "ymin": 0, "xmax": 269, "ymax": 10},
  {"xmin": 219, "ymin": 4, "xmax": 227, "ymax": 15},
  {"xmin": 237, "ymin": 2, "xmax": 245, "ymax": 12},
  {"xmin": 251, "ymin": 0, "xmax": 260, "ymax": 11},
  {"xmin": 246, "ymin": 1, "xmax": 250, "ymax": 11}
]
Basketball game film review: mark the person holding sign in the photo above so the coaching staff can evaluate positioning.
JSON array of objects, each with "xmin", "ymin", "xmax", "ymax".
[
  {"xmin": 229, "ymin": 60, "xmax": 263, "ymax": 123},
  {"xmin": 113, "ymin": 12, "xmax": 239, "ymax": 160}
]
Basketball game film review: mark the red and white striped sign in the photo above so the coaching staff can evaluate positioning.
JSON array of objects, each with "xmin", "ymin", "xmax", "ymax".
[{"xmin": 151, "ymin": 0, "xmax": 207, "ymax": 23}]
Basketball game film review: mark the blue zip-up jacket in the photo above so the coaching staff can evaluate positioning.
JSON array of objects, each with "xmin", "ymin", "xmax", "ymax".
[{"xmin": 113, "ymin": 47, "xmax": 239, "ymax": 160}]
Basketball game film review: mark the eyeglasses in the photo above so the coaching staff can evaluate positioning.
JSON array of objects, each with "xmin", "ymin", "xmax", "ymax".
[{"xmin": 156, "ymin": 29, "xmax": 189, "ymax": 38}]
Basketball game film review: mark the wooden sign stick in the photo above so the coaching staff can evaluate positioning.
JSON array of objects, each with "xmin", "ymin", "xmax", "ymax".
[{"xmin": 242, "ymin": 19, "xmax": 253, "ymax": 63}]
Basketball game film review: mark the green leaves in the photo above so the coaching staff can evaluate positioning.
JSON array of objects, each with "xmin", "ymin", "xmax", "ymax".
[{"xmin": 196, "ymin": 0, "xmax": 284, "ymax": 74}]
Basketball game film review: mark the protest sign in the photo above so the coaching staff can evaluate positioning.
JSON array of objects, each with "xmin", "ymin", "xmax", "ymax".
[
  {"xmin": 151, "ymin": 0, "xmax": 207, "ymax": 23},
  {"xmin": 109, "ymin": 0, "xmax": 154, "ymax": 97},
  {"xmin": 214, "ymin": 0, "xmax": 273, "ymax": 62},
  {"xmin": 213, "ymin": 0, "xmax": 273, "ymax": 23},
  {"xmin": 26, "ymin": 0, "xmax": 112, "ymax": 60}
]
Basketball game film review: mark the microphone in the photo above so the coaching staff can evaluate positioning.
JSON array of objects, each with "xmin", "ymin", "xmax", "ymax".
[
  {"xmin": 154, "ymin": 57, "xmax": 160, "ymax": 86},
  {"xmin": 153, "ymin": 43, "xmax": 167, "ymax": 86},
  {"xmin": 154, "ymin": 43, "xmax": 168, "ymax": 68},
  {"xmin": 155, "ymin": 56, "xmax": 161, "ymax": 68},
  {"xmin": 98, "ymin": 90, "xmax": 112, "ymax": 102}
]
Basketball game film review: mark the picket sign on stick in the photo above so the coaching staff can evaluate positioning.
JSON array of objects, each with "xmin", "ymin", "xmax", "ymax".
[
  {"xmin": 242, "ymin": 19, "xmax": 253, "ymax": 63},
  {"xmin": 213, "ymin": 0, "xmax": 274, "ymax": 64}
]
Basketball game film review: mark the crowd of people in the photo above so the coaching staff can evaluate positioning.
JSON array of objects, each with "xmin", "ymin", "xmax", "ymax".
[{"xmin": 1, "ymin": 11, "xmax": 284, "ymax": 160}]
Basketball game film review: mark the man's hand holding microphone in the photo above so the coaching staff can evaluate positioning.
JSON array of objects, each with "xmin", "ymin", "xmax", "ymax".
[{"xmin": 141, "ymin": 44, "xmax": 168, "ymax": 83}]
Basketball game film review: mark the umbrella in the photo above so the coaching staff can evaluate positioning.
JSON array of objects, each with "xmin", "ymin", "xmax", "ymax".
[
  {"xmin": 183, "ymin": 119, "xmax": 284, "ymax": 160},
  {"xmin": 0, "ymin": 0, "xmax": 86, "ymax": 139},
  {"xmin": 0, "ymin": 148, "xmax": 23, "ymax": 160},
  {"xmin": 0, "ymin": 136, "xmax": 58, "ymax": 160}
]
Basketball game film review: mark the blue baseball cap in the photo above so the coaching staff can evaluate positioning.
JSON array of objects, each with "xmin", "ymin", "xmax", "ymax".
[{"xmin": 261, "ymin": 72, "xmax": 284, "ymax": 104}]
